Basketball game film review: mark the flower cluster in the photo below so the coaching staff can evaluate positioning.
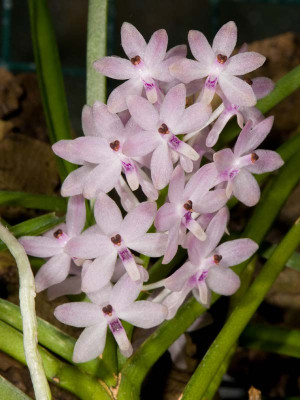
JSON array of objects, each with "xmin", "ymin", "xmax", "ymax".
[{"xmin": 19, "ymin": 21, "xmax": 283, "ymax": 363}]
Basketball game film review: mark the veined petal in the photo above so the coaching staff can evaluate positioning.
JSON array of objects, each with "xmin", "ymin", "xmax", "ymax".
[
  {"xmin": 175, "ymin": 103, "xmax": 211, "ymax": 134},
  {"xmin": 188, "ymin": 30, "xmax": 214, "ymax": 65},
  {"xmin": 54, "ymin": 302, "xmax": 102, "ymax": 327},
  {"xmin": 65, "ymin": 234, "xmax": 113, "ymax": 259},
  {"xmin": 160, "ymin": 84, "xmax": 186, "ymax": 128},
  {"xmin": 168, "ymin": 165, "xmax": 185, "ymax": 203},
  {"xmin": 93, "ymin": 56, "xmax": 135, "ymax": 79},
  {"xmin": 212, "ymin": 21, "xmax": 237, "ymax": 57},
  {"xmin": 155, "ymin": 202, "xmax": 179, "ymax": 232},
  {"xmin": 120, "ymin": 201, "xmax": 156, "ymax": 242},
  {"xmin": 87, "ymin": 283, "xmax": 113, "ymax": 306},
  {"xmin": 219, "ymin": 74, "xmax": 256, "ymax": 107},
  {"xmin": 234, "ymin": 116, "xmax": 274, "ymax": 157},
  {"xmin": 19, "ymin": 236, "xmax": 62, "ymax": 258},
  {"xmin": 83, "ymin": 161, "xmax": 122, "ymax": 199},
  {"xmin": 82, "ymin": 105, "xmax": 95, "ymax": 137},
  {"xmin": 94, "ymin": 192, "xmax": 123, "ymax": 235},
  {"xmin": 118, "ymin": 301, "xmax": 167, "ymax": 328},
  {"xmin": 107, "ymin": 78, "xmax": 143, "ymax": 113},
  {"xmin": 66, "ymin": 195, "xmax": 86, "ymax": 237},
  {"xmin": 170, "ymin": 58, "xmax": 209, "ymax": 83},
  {"xmin": 206, "ymin": 267, "xmax": 240, "ymax": 296},
  {"xmin": 122, "ymin": 160, "xmax": 139, "ymax": 191},
  {"xmin": 52, "ymin": 140, "xmax": 84, "ymax": 165},
  {"xmin": 245, "ymin": 150, "xmax": 284, "ymax": 174},
  {"xmin": 144, "ymin": 29, "xmax": 168, "ymax": 67},
  {"xmin": 165, "ymin": 261, "xmax": 197, "ymax": 291},
  {"xmin": 193, "ymin": 189, "xmax": 228, "ymax": 214},
  {"xmin": 73, "ymin": 323, "xmax": 107, "ymax": 363},
  {"xmin": 213, "ymin": 148, "xmax": 235, "ymax": 174},
  {"xmin": 127, "ymin": 95, "xmax": 159, "ymax": 131},
  {"xmin": 183, "ymin": 215, "xmax": 206, "ymax": 241},
  {"xmin": 118, "ymin": 247, "xmax": 140, "ymax": 281},
  {"xmin": 122, "ymin": 131, "xmax": 160, "ymax": 157},
  {"xmin": 128, "ymin": 233, "xmax": 168, "ymax": 257},
  {"xmin": 215, "ymin": 238, "xmax": 258, "ymax": 268},
  {"xmin": 232, "ymin": 169, "xmax": 260, "ymax": 206},
  {"xmin": 185, "ymin": 162, "xmax": 218, "ymax": 201},
  {"xmin": 92, "ymin": 101, "xmax": 125, "ymax": 139},
  {"xmin": 35, "ymin": 253, "xmax": 71, "ymax": 292},
  {"xmin": 224, "ymin": 52, "xmax": 266, "ymax": 75},
  {"xmin": 151, "ymin": 143, "xmax": 173, "ymax": 189},
  {"xmin": 167, "ymin": 135, "xmax": 199, "ymax": 161},
  {"xmin": 162, "ymin": 223, "xmax": 180, "ymax": 265},
  {"xmin": 61, "ymin": 165, "xmax": 92, "ymax": 197},
  {"xmin": 121, "ymin": 22, "xmax": 147, "ymax": 59}
]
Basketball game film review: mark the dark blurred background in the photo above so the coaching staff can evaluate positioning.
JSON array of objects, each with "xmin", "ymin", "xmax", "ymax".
[{"xmin": 1, "ymin": 0, "xmax": 300, "ymax": 133}]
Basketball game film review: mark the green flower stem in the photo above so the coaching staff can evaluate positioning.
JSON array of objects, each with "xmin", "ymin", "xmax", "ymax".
[
  {"xmin": 118, "ymin": 142, "xmax": 300, "ymax": 399},
  {"xmin": 0, "ymin": 191, "xmax": 67, "ymax": 212},
  {"xmin": 0, "ymin": 223, "xmax": 51, "ymax": 399},
  {"xmin": 87, "ymin": 0, "xmax": 108, "ymax": 105},
  {"xmin": 0, "ymin": 299, "xmax": 117, "ymax": 387},
  {"xmin": 28, "ymin": 0, "xmax": 75, "ymax": 181},
  {"xmin": 181, "ymin": 216, "xmax": 300, "ymax": 399},
  {"xmin": 217, "ymin": 65, "xmax": 300, "ymax": 148},
  {"xmin": 0, "ymin": 321, "xmax": 113, "ymax": 400},
  {"xmin": 0, "ymin": 213, "xmax": 64, "ymax": 252},
  {"xmin": 0, "ymin": 375, "xmax": 32, "ymax": 400},
  {"xmin": 240, "ymin": 323, "xmax": 300, "ymax": 359}
]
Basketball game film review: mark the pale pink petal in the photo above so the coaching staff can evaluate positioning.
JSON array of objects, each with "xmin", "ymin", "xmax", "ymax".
[
  {"xmin": 136, "ymin": 166, "xmax": 159, "ymax": 201},
  {"xmin": 232, "ymin": 169, "xmax": 260, "ymax": 206},
  {"xmin": 206, "ymin": 111, "xmax": 234, "ymax": 147},
  {"xmin": 168, "ymin": 165, "xmax": 185, "ymax": 203},
  {"xmin": 165, "ymin": 44, "xmax": 187, "ymax": 59},
  {"xmin": 151, "ymin": 143, "xmax": 173, "ymax": 189},
  {"xmin": 73, "ymin": 323, "xmax": 107, "ymax": 363},
  {"xmin": 170, "ymin": 58, "xmax": 209, "ymax": 83},
  {"xmin": 92, "ymin": 101, "xmax": 125, "ymax": 139},
  {"xmin": 65, "ymin": 234, "xmax": 112, "ymax": 259},
  {"xmin": 234, "ymin": 116, "xmax": 274, "ymax": 157},
  {"xmin": 54, "ymin": 302, "xmax": 102, "ymax": 327},
  {"xmin": 83, "ymin": 161, "xmax": 122, "ymax": 199},
  {"xmin": 188, "ymin": 30, "xmax": 214, "ymax": 65},
  {"xmin": 212, "ymin": 21, "xmax": 237, "ymax": 57},
  {"xmin": 215, "ymin": 238, "xmax": 258, "ymax": 267},
  {"xmin": 193, "ymin": 189, "xmax": 228, "ymax": 214},
  {"xmin": 168, "ymin": 334, "xmax": 188, "ymax": 370},
  {"xmin": 163, "ymin": 285, "xmax": 191, "ymax": 320},
  {"xmin": 168, "ymin": 135, "xmax": 199, "ymax": 161},
  {"xmin": 252, "ymin": 77, "xmax": 274, "ymax": 99},
  {"xmin": 52, "ymin": 140, "xmax": 84, "ymax": 165},
  {"xmin": 111, "ymin": 323, "xmax": 132, "ymax": 358},
  {"xmin": 127, "ymin": 95, "xmax": 159, "ymax": 130},
  {"xmin": 118, "ymin": 247, "xmax": 140, "ymax": 281},
  {"xmin": 81, "ymin": 252, "xmax": 117, "ymax": 293},
  {"xmin": 107, "ymin": 78, "xmax": 143, "ymax": 113},
  {"xmin": 160, "ymin": 84, "xmax": 186, "ymax": 128},
  {"xmin": 219, "ymin": 74, "xmax": 256, "ymax": 107},
  {"xmin": 118, "ymin": 301, "xmax": 167, "ymax": 328},
  {"xmin": 66, "ymin": 195, "xmax": 86, "ymax": 237},
  {"xmin": 35, "ymin": 253, "xmax": 71, "ymax": 292},
  {"xmin": 180, "ymin": 155, "xmax": 193, "ymax": 173},
  {"xmin": 127, "ymin": 233, "xmax": 168, "ymax": 257},
  {"xmin": 121, "ymin": 22, "xmax": 147, "ymax": 59},
  {"xmin": 94, "ymin": 192, "xmax": 123, "ymax": 235},
  {"xmin": 61, "ymin": 165, "xmax": 92, "ymax": 197},
  {"xmin": 115, "ymin": 176, "xmax": 139, "ymax": 212},
  {"xmin": 185, "ymin": 162, "xmax": 218, "ymax": 201},
  {"xmin": 87, "ymin": 283, "xmax": 113, "ymax": 306},
  {"xmin": 19, "ymin": 236, "xmax": 62, "ymax": 257},
  {"xmin": 224, "ymin": 52, "xmax": 266, "ymax": 75},
  {"xmin": 120, "ymin": 201, "xmax": 156, "ymax": 242},
  {"xmin": 206, "ymin": 267, "xmax": 240, "ymax": 295},
  {"xmin": 162, "ymin": 223, "xmax": 180, "ymax": 265},
  {"xmin": 144, "ymin": 29, "xmax": 168, "ymax": 67},
  {"xmin": 93, "ymin": 56, "xmax": 135, "ymax": 79},
  {"xmin": 82, "ymin": 105, "xmax": 95, "ymax": 137},
  {"xmin": 194, "ymin": 280, "xmax": 211, "ymax": 307},
  {"xmin": 213, "ymin": 148, "xmax": 235, "ymax": 173},
  {"xmin": 165, "ymin": 262, "xmax": 197, "ymax": 291},
  {"xmin": 122, "ymin": 131, "xmax": 160, "ymax": 157},
  {"xmin": 245, "ymin": 150, "xmax": 284, "ymax": 174},
  {"xmin": 178, "ymin": 104, "xmax": 211, "ymax": 135},
  {"xmin": 47, "ymin": 276, "xmax": 82, "ymax": 301},
  {"xmin": 155, "ymin": 203, "xmax": 179, "ymax": 232}
]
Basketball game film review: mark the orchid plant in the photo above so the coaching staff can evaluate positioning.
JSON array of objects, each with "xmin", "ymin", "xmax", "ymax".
[{"xmin": 1, "ymin": 1, "xmax": 300, "ymax": 399}]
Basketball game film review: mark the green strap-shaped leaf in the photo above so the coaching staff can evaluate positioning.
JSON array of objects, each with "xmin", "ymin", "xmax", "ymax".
[
  {"xmin": 28, "ymin": 0, "xmax": 75, "ymax": 181},
  {"xmin": 181, "ymin": 217, "xmax": 300, "ymax": 399},
  {"xmin": 0, "ymin": 375, "xmax": 32, "ymax": 400},
  {"xmin": 0, "ymin": 191, "xmax": 66, "ymax": 212}
]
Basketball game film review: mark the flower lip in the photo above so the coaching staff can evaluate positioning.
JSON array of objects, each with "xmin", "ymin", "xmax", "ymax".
[
  {"xmin": 244, "ymin": 78, "xmax": 253, "ymax": 86},
  {"xmin": 111, "ymin": 234, "xmax": 122, "ymax": 246},
  {"xmin": 158, "ymin": 123, "xmax": 169, "ymax": 134},
  {"xmin": 110, "ymin": 140, "xmax": 120, "ymax": 152},
  {"xmin": 130, "ymin": 55, "xmax": 141, "ymax": 65},
  {"xmin": 213, "ymin": 254, "xmax": 222, "ymax": 264},
  {"xmin": 183, "ymin": 200, "xmax": 193, "ymax": 211},
  {"xmin": 53, "ymin": 229, "xmax": 63, "ymax": 239},
  {"xmin": 102, "ymin": 304, "xmax": 113, "ymax": 316},
  {"xmin": 217, "ymin": 54, "xmax": 228, "ymax": 64},
  {"xmin": 251, "ymin": 152, "xmax": 259, "ymax": 163}
]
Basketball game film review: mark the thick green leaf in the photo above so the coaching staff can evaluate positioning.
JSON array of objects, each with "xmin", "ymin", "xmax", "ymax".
[
  {"xmin": 0, "ymin": 191, "xmax": 66, "ymax": 212},
  {"xmin": 0, "ymin": 375, "xmax": 32, "ymax": 400},
  {"xmin": 28, "ymin": 0, "xmax": 75, "ymax": 181}
]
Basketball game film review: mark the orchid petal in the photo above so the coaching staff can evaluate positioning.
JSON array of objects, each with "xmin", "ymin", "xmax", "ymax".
[
  {"xmin": 65, "ymin": 234, "xmax": 113, "ymax": 259},
  {"xmin": 128, "ymin": 233, "xmax": 168, "ymax": 257},
  {"xmin": 127, "ymin": 95, "xmax": 159, "ymax": 131},
  {"xmin": 212, "ymin": 21, "xmax": 237, "ymax": 57},
  {"xmin": 215, "ymin": 238, "xmax": 258, "ymax": 267},
  {"xmin": 19, "ymin": 236, "xmax": 62, "ymax": 257},
  {"xmin": 92, "ymin": 101, "xmax": 125, "ymax": 139},
  {"xmin": 73, "ymin": 323, "xmax": 107, "ymax": 363},
  {"xmin": 120, "ymin": 201, "xmax": 156, "ymax": 241},
  {"xmin": 35, "ymin": 253, "xmax": 71, "ymax": 292},
  {"xmin": 122, "ymin": 131, "xmax": 160, "ymax": 157},
  {"xmin": 47, "ymin": 275, "xmax": 82, "ymax": 301},
  {"xmin": 252, "ymin": 77, "xmax": 274, "ymax": 100},
  {"xmin": 54, "ymin": 302, "xmax": 102, "ymax": 327},
  {"xmin": 66, "ymin": 195, "xmax": 86, "ymax": 237},
  {"xmin": 225, "ymin": 52, "xmax": 266, "ymax": 75},
  {"xmin": 188, "ymin": 30, "xmax": 214, "ymax": 65},
  {"xmin": 144, "ymin": 29, "xmax": 168, "ymax": 67},
  {"xmin": 160, "ymin": 84, "xmax": 186, "ymax": 128},
  {"xmin": 162, "ymin": 223, "xmax": 180, "ymax": 264},
  {"xmin": 169, "ymin": 165, "xmax": 185, "ymax": 203},
  {"xmin": 245, "ymin": 150, "xmax": 284, "ymax": 174},
  {"xmin": 170, "ymin": 58, "xmax": 209, "ymax": 83},
  {"xmin": 206, "ymin": 267, "xmax": 240, "ymax": 296},
  {"xmin": 61, "ymin": 165, "xmax": 91, "ymax": 197},
  {"xmin": 82, "ymin": 105, "xmax": 95, "ymax": 137},
  {"xmin": 175, "ymin": 103, "xmax": 211, "ymax": 134},
  {"xmin": 118, "ymin": 301, "xmax": 167, "ymax": 328},
  {"xmin": 232, "ymin": 169, "xmax": 260, "ymax": 206},
  {"xmin": 94, "ymin": 193, "xmax": 123, "ymax": 235},
  {"xmin": 121, "ymin": 22, "xmax": 147, "ymax": 59},
  {"xmin": 155, "ymin": 202, "xmax": 179, "ymax": 232},
  {"xmin": 218, "ymin": 74, "xmax": 256, "ymax": 107},
  {"xmin": 93, "ymin": 56, "xmax": 135, "ymax": 79},
  {"xmin": 151, "ymin": 143, "xmax": 173, "ymax": 189},
  {"xmin": 107, "ymin": 78, "xmax": 143, "ymax": 113}
]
